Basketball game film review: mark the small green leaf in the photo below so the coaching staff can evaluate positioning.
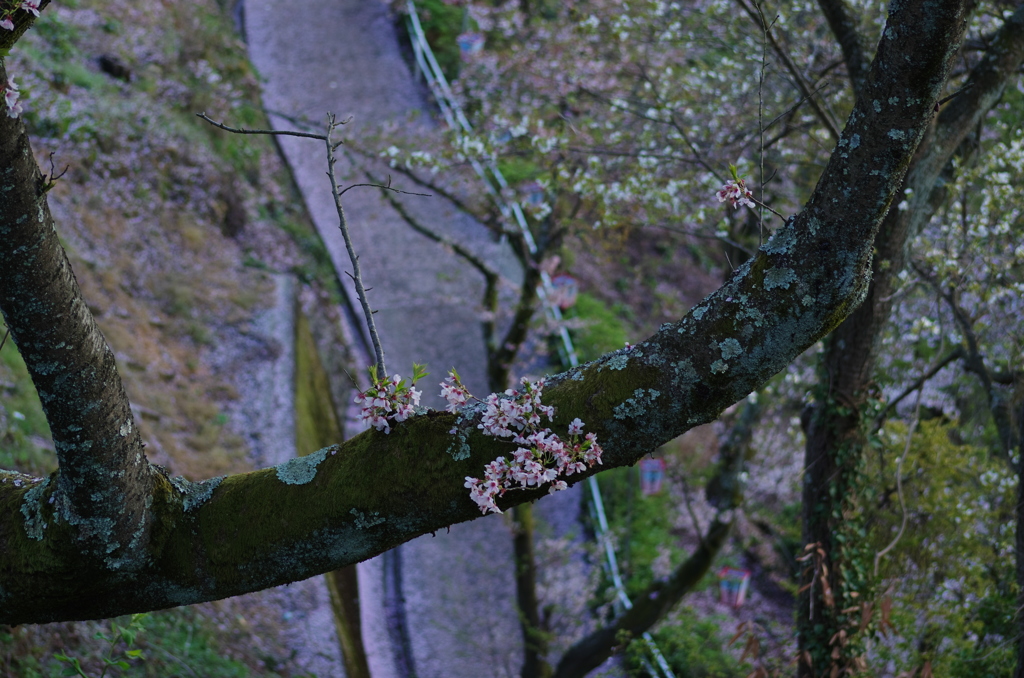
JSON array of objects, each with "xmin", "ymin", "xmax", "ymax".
[
  {"xmin": 58, "ymin": 657, "xmax": 87, "ymax": 678},
  {"xmin": 412, "ymin": 362, "xmax": 430, "ymax": 382}
]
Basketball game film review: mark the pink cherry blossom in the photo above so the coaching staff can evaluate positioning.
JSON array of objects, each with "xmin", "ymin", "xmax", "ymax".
[
  {"xmin": 19, "ymin": 0, "xmax": 40, "ymax": 17},
  {"xmin": 4, "ymin": 80, "xmax": 22, "ymax": 119},
  {"xmin": 440, "ymin": 372, "xmax": 471, "ymax": 411},
  {"xmin": 1, "ymin": 17, "xmax": 13, "ymax": 31},
  {"xmin": 355, "ymin": 365, "xmax": 425, "ymax": 433},
  {"xmin": 716, "ymin": 179, "xmax": 755, "ymax": 209},
  {"xmin": 451, "ymin": 373, "xmax": 604, "ymax": 514}
]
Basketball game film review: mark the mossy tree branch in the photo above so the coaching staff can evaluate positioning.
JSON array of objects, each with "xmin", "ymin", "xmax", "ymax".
[
  {"xmin": 0, "ymin": 0, "xmax": 974, "ymax": 625},
  {"xmin": 0, "ymin": 0, "xmax": 50, "ymax": 53}
]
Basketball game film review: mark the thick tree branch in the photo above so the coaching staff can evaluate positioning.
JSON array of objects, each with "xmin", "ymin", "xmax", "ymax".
[
  {"xmin": 488, "ymin": 261, "xmax": 542, "ymax": 393},
  {"xmin": 0, "ymin": 0, "xmax": 50, "ymax": 52},
  {"xmin": 0, "ymin": 0, "xmax": 974, "ymax": 624},
  {"xmin": 815, "ymin": 0, "xmax": 870, "ymax": 97},
  {"xmin": 0, "ymin": 59, "xmax": 153, "ymax": 569},
  {"xmin": 554, "ymin": 519, "xmax": 731, "ymax": 678}
]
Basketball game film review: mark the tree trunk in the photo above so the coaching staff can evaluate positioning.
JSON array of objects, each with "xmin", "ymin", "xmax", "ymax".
[
  {"xmin": 797, "ymin": 5, "xmax": 1024, "ymax": 673},
  {"xmin": 513, "ymin": 503, "xmax": 551, "ymax": 678},
  {"xmin": 326, "ymin": 566, "xmax": 373, "ymax": 678}
]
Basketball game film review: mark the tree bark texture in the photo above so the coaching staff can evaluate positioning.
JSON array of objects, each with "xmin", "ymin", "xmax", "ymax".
[
  {"xmin": 0, "ymin": 58, "xmax": 154, "ymax": 570},
  {"xmin": 295, "ymin": 310, "xmax": 372, "ymax": 678}
]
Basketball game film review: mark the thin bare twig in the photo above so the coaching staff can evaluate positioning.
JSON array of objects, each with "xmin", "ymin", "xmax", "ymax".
[
  {"xmin": 322, "ymin": 114, "xmax": 390, "ymax": 377},
  {"xmin": 196, "ymin": 112, "xmax": 329, "ymax": 141},
  {"xmin": 337, "ymin": 175, "xmax": 430, "ymax": 199},
  {"xmin": 935, "ymin": 82, "xmax": 976, "ymax": 110},
  {"xmin": 751, "ymin": 197, "xmax": 786, "ymax": 221},
  {"xmin": 731, "ymin": 0, "xmax": 842, "ymax": 141},
  {"xmin": 41, "ymin": 151, "xmax": 69, "ymax": 191},
  {"xmin": 873, "ymin": 387, "xmax": 922, "ymax": 577},
  {"xmin": 198, "ymin": 110, "xmax": 428, "ymax": 379},
  {"xmin": 645, "ymin": 223, "xmax": 756, "ymax": 258},
  {"xmin": 761, "ymin": 81, "xmax": 833, "ymax": 139},
  {"xmin": 755, "ymin": 3, "xmax": 776, "ymax": 243}
]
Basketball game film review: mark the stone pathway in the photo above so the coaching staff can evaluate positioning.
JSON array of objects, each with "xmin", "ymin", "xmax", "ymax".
[{"xmin": 243, "ymin": 2, "xmax": 526, "ymax": 676}]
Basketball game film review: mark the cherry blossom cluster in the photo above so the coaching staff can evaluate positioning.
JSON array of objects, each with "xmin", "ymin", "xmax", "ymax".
[
  {"xmin": 353, "ymin": 364, "xmax": 427, "ymax": 434},
  {"xmin": 4, "ymin": 78, "xmax": 20, "ymax": 119},
  {"xmin": 439, "ymin": 368, "xmax": 471, "ymax": 413},
  {"xmin": 1, "ymin": 0, "xmax": 40, "ymax": 31},
  {"xmin": 443, "ymin": 371, "xmax": 603, "ymax": 514},
  {"xmin": 716, "ymin": 178, "xmax": 754, "ymax": 209}
]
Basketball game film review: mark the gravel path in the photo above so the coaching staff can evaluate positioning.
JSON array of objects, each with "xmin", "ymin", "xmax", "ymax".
[{"xmin": 243, "ymin": 2, "xmax": 527, "ymax": 676}]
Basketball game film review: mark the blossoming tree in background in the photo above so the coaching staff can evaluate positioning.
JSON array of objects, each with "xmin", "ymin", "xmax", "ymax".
[{"xmin": 383, "ymin": 0, "xmax": 1024, "ymax": 674}]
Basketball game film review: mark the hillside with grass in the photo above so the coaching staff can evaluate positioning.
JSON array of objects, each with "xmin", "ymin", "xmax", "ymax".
[{"xmin": 0, "ymin": 1, "xmax": 358, "ymax": 674}]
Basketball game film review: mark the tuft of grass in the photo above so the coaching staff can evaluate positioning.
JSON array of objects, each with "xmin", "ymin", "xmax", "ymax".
[
  {"xmin": 565, "ymin": 292, "xmax": 630, "ymax": 362},
  {"xmin": 409, "ymin": 0, "xmax": 472, "ymax": 82},
  {"xmin": 495, "ymin": 156, "xmax": 542, "ymax": 186},
  {"xmin": 0, "ymin": 606, "xmax": 290, "ymax": 678},
  {"xmin": 0, "ymin": 336, "xmax": 56, "ymax": 476},
  {"xmin": 624, "ymin": 608, "xmax": 744, "ymax": 678}
]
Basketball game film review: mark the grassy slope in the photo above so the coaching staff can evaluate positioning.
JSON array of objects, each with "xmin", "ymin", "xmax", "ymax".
[{"xmin": 0, "ymin": 0, "xmax": 354, "ymax": 675}]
